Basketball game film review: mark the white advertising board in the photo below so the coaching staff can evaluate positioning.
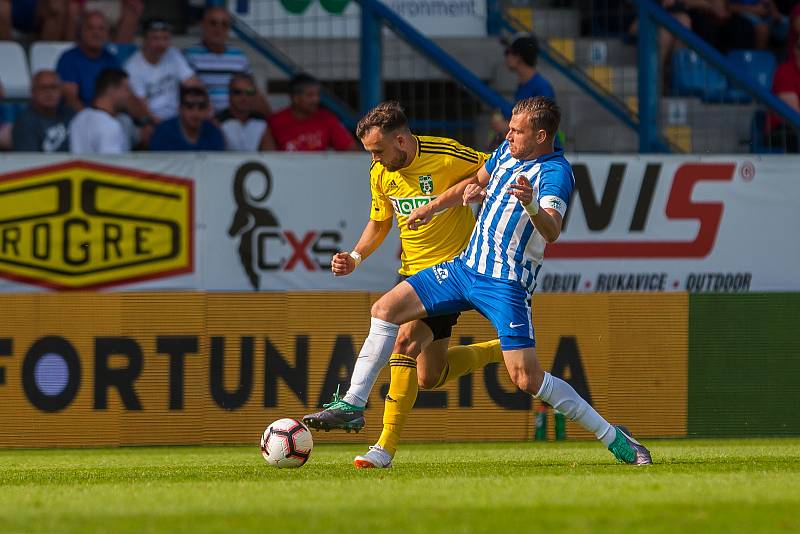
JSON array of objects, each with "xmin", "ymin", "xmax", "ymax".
[
  {"xmin": 234, "ymin": 0, "xmax": 488, "ymax": 39},
  {"xmin": 0, "ymin": 153, "xmax": 797, "ymax": 293}
]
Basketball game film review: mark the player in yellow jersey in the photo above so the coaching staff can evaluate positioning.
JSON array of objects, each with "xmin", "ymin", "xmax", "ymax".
[{"xmin": 302, "ymin": 101, "xmax": 504, "ymax": 468}]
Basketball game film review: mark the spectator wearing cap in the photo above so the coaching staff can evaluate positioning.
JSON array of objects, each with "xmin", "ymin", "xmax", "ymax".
[
  {"xmin": 12, "ymin": 70, "xmax": 74, "ymax": 152},
  {"xmin": 56, "ymin": 11, "xmax": 122, "ymax": 111},
  {"xmin": 69, "ymin": 67, "xmax": 133, "ymax": 154},
  {"xmin": 183, "ymin": 6, "xmax": 270, "ymax": 115},
  {"xmin": 268, "ymin": 73, "xmax": 356, "ymax": 152},
  {"xmin": 125, "ymin": 19, "xmax": 200, "ymax": 124},
  {"xmin": 149, "ymin": 86, "xmax": 225, "ymax": 151},
  {"xmin": 504, "ymin": 35, "xmax": 555, "ymax": 103},
  {"xmin": 217, "ymin": 73, "xmax": 275, "ymax": 151}
]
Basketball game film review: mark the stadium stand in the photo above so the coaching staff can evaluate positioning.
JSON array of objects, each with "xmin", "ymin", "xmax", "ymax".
[
  {"xmin": 29, "ymin": 41, "xmax": 73, "ymax": 74},
  {"xmin": 0, "ymin": 41, "xmax": 31, "ymax": 98}
]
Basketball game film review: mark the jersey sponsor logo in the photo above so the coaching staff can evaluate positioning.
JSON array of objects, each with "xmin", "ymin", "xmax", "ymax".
[
  {"xmin": 418, "ymin": 175, "xmax": 433, "ymax": 195},
  {"xmin": 389, "ymin": 195, "xmax": 437, "ymax": 216},
  {"xmin": 550, "ymin": 162, "xmax": 737, "ymax": 259},
  {"xmin": 228, "ymin": 162, "xmax": 343, "ymax": 290},
  {"xmin": 0, "ymin": 160, "xmax": 193, "ymax": 290}
]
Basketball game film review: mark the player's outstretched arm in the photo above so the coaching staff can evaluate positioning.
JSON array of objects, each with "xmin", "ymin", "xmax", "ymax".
[
  {"xmin": 332, "ymin": 218, "xmax": 393, "ymax": 276},
  {"xmin": 407, "ymin": 167, "xmax": 490, "ymax": 230},
  {"xmin": 508, "ymin": 175, "xmax": 564, "ymax": 243}
]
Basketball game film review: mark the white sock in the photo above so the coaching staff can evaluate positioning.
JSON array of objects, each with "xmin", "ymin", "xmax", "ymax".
[
  {"xmin": 343, "ymin": 317, "xmax": 400, "ymax": 408},
  {"xmin": 535, "ymin": 372, "xmax": 616, "ymax": 447}
]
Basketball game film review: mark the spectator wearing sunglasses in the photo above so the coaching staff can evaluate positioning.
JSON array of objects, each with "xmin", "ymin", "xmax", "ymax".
[
  {"xmin": 125, "ymin": 19, "xmax": 200, "ymax": 123},
  {"xmin": 149, "ymin": 86, "xmax": 225, "ymax": 151},
  {"xmin": 216, "ymin": 73, "xmax": 275, "ymax": 151},
  {"xmin": 183, "ymin": 6, "xmax": 270, "ymax": 115}
]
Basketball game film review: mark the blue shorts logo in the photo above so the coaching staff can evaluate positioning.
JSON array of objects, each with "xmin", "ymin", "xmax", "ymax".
[{"xmin": 433, "ymin": 265, "xmax": 449, "ymax": 284}]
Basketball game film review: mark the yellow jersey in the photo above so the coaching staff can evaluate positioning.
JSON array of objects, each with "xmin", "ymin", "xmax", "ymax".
[{"xmin": 370, "ymin": 135, "xmax": 488, "ymax": 276}]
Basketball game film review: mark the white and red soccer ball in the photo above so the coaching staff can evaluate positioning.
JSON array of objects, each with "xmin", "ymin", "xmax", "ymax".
[{"xmin": 260, "ymin": 418, "xmax": 313, "ymax": 468}]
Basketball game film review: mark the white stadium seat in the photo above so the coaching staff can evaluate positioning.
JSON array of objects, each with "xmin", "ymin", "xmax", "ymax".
[
  {"xmin": 0, "ymin": 41, "xmax": 31, "ymax": 98},
  {"xmin": 29, "ymin": 41, "xmax": 73, "ymax": 75}
]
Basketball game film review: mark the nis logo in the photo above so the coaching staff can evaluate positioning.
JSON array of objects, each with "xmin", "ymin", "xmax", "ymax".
[
  {"xmin": 0, "ymin": 161, "xmax": 193, "ymax": 289},
  {"xmin": 549, "ymin": 162, "xmax": 739, "ymax": 259},
  {"xmin": 228, "ymin": 162, "xmax": 342, "ymax": 290}
]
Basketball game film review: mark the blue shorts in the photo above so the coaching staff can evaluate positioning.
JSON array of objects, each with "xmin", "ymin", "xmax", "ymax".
[{"xmin": 406, "ymin": 257, "xmax": 535, "ymax": 350}]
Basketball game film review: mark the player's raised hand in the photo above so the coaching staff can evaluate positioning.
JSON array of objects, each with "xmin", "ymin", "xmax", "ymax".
[
  {"xmin": 408, "ymin": 204, "xmax": 434, "ymax": 230},
  {"xmin": 463, "ymin": 183, "xmax": 486, "ymax": 205},
  {"xmin": 508, "ymin": 175, "xmax": 535, "ymax": 206},
  {"xmin": 331, "ymin": 252, "xmax": 356, "ymax": 277}
]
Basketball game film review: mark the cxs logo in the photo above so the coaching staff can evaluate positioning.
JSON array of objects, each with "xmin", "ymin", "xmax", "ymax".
[
  {"xmin": 228, "ymin": 162, "xmax": 342, "ymax": 290},
  {"xmin": 549, "ymin": 162, "xmax": 737, "ymax": 258}
]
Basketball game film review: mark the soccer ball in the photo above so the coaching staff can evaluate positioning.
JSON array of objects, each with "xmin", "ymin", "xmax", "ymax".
[{"xmin": 260, "ymin": 418, "xmax": 313, "ymax": 468}]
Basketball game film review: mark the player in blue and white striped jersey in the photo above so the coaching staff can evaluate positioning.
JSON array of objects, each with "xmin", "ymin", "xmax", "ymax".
[{"xmin": 339, "ymin": 97, "xmax": 651, "ymax": 465}]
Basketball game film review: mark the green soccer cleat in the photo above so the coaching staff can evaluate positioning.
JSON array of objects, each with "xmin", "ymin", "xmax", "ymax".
[
  {"xmin": 302, "ymin": 386, "xmax": 366, "ymax": 432},
  {"xmin": 608, "ymin": 425, "xmax": 653, "ymax": 465}
]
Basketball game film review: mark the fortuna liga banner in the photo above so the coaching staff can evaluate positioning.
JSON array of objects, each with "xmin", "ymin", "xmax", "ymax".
[{"xmin": 0, "ymin": 153, "xmax": 798, "ymax": 293}]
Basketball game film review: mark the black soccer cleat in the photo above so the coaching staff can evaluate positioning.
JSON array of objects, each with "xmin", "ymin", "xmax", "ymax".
[{"xmin": 302, "ymin": 387, "xmax": 365, "ymax": 432}]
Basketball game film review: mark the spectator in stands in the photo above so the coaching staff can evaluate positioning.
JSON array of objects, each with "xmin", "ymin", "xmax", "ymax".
[
  {"xmin": 268, "ymin": 73, "xmax": 357, "ymax": 152},
  {"xmin": 183, "ymin": 6, "xmax": 270, "ymax": 115},
  {"xmin": 57, "ymin": 11, "xmax": 122, "ymax": 110},
  {"xmin": 69, "ymin": 67, "xmax": 132, "ymax": 154},
  {"xmin": 0, "ymin": 0, "xmax": 80, "ymax": 41},
  {"xmin": 126, "ymin": 19, "xmax": 200, "ymax": 124},
  {"xmin": 729, "ymin": 0, "xmax": 788, "ymax": 50},
  {"xmin": 217, "ymin": 73, "xmax": 275, "ymax": 151},
  {"xmin": 12, "ymin": 70, "xmax": 74, "ymax": 152},
  {"xmin": 766, "ymin": 33, "xmax": 800, "ymax": 152},
  {"xmin": 503, "ymin": 35, "xmax": 555, "ymax": 102},
  {"xmin": 87, "ymin": 0, "xmax": 145, "ymax": 44},
  {"xmin": 149, "ymin": 86, "xmax": 225, "ymax": 151},
  {"xmin": 487, "ymin": 35, "xmax": 556, "ymax": 149}
]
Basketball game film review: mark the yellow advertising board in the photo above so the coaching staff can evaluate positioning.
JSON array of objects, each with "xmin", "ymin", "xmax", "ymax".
[
  {"xmin": 0, "ymin": 292, "xmax": 687, "ymax": 448},
  {"xmin": 0, "ymin": 161, "xmax": 193, "ymax": 290}
]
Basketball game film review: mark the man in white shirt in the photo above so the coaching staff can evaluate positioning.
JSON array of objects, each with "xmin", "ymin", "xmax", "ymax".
[
  {"xmin": 125, "ymin": 19, "xmax": 199, "ymax": 123},
  {"xmin": 69, "ymin": 67, "xmax": 133, "ymax": 154},
  {"xmin": 216, "ymin": 73, "xmax": 275, "ymax": 151}
]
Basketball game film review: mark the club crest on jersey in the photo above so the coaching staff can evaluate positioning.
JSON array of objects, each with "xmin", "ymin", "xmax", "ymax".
[{"xmin": 418, "ymin": 175, "xmax": 433, "ymax": 195}]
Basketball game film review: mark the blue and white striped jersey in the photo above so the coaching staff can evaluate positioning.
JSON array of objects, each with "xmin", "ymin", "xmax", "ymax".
[{"xmin": 461, "ymin": 140, "xmax": 574, "ymax": 293}]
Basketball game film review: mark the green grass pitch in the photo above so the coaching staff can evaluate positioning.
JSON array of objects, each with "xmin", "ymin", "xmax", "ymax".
[{"xmin": 1, "ymin": 438, "xmax": 799, "ymax": 533}]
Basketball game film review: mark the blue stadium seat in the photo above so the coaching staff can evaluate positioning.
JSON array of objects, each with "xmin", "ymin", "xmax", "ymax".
[
  {"xmin": 724, "ymin": 50, "xmax": 777, "ymax": 104},
  {"xmin": 671, "ymin": 49, "xmax": 728, "ymax": 101}
]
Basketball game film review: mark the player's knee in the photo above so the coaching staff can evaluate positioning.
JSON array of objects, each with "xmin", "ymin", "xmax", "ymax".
[{"xmin": 370, "ymin": 299, "xmax": 395, "ymax": 322}]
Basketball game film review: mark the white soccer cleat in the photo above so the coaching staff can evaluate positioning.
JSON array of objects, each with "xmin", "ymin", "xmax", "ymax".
[{"xmin": 353, "ymin": 444, "xmax": 393, "ymax": 469}]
